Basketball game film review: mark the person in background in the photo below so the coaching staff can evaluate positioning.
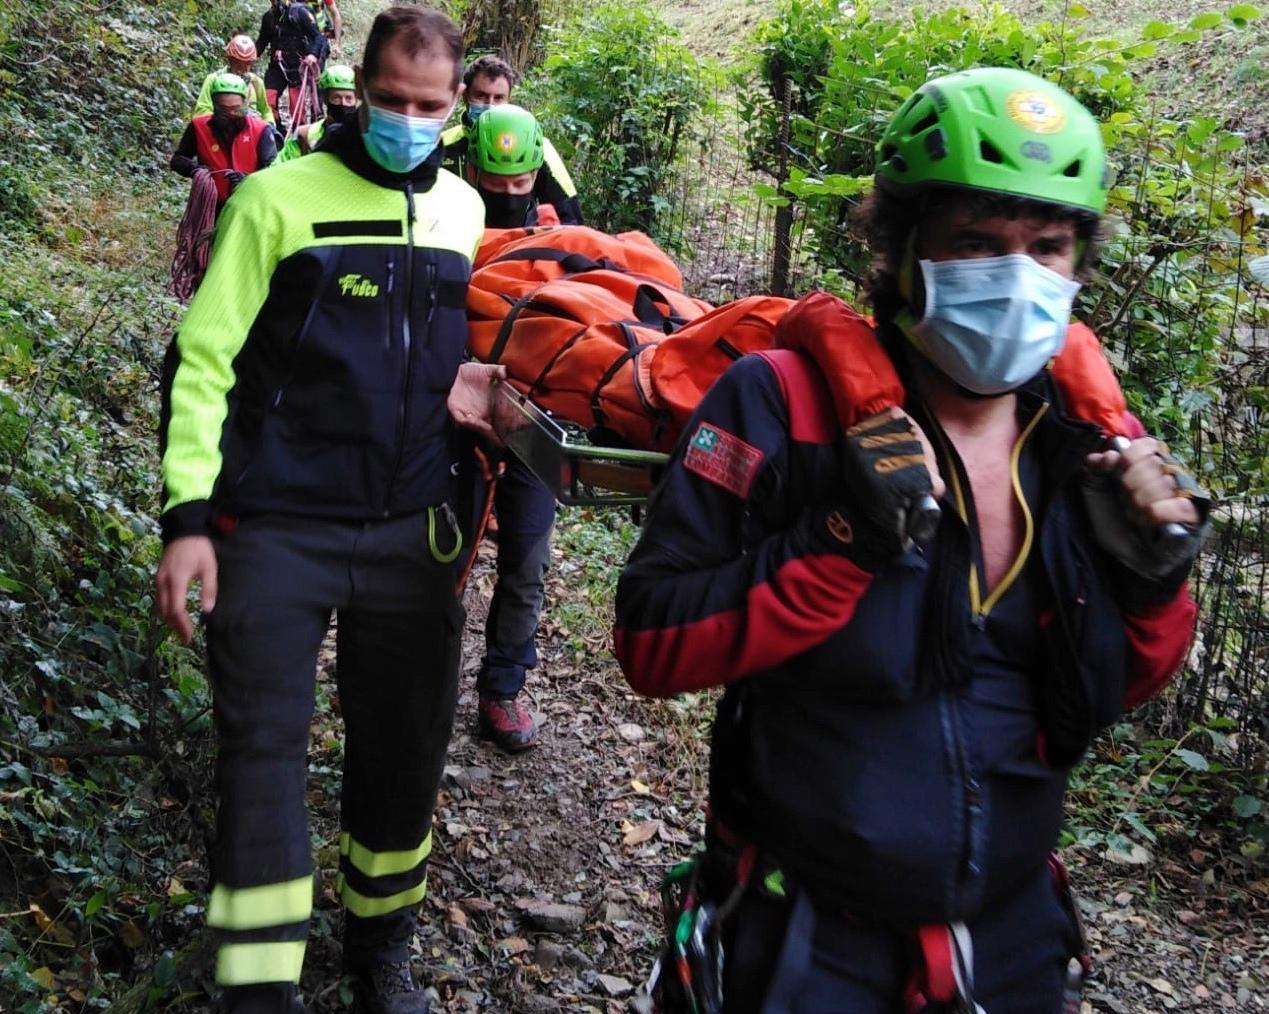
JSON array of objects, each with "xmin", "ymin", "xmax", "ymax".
[
  {"xmin": 156, "ymin": 8, "xmax": 492, "ymax": 1012},
  {"xmin": 305, "ymin": 0, "xmax": 343, "ymax": 59},
  {"xmin": 466, "ymin": 103, "xmax": 558, "ymax": 227},
  {"xmin": 464, "ymin": 104, "xmax": 561, "ymax": 753},
  {"xmin": 256, "ymin": 0, "xmax": 322, "ymax": 127},
  {"xmin": 441, "ymin": 54, "xmax": 583, "ymax": 225},
  {"xmin": 170, "ymin": 73, "xmax": 277, "ymax": 212},
  {"xmin": 273, "ymin": 63, "xmax": 356, "ymax": 163},
  {"xmin": 193, "ymin": 35, "xmax": 274, "ymax": 126}
]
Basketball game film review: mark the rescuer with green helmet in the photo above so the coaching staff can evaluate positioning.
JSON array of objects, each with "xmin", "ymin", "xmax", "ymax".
[
  {"xmin": 615, "ymin": 66, "xmax": 1206, "ymax": 1012},
  {"xmin": 170, "ymin": 72, "xmax": 277, "ymax": 209},
  {"xmin": 274, "ymin": 62, "xmax": 357, "ymax": 163},
  {"xmin": 467, "ymin": 103, "xmax": 549, "ymax": 227},
  {"xmin": 461, "ymin": 102, "xmax": 561, "ymax": 756}
]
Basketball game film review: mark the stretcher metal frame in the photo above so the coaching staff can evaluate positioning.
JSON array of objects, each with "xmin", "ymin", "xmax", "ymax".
[{"xmin": 493, "ymin": 382, "xmax": 669, "ymax": 506}]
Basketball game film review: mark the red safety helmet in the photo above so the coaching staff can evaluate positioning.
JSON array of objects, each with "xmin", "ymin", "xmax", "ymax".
[{"xmin": 225, "ymin": 35, "xmax": 258, "ymax": 62}]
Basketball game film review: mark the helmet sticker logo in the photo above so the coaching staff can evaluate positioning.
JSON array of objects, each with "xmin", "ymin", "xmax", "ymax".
[
  {"xmin": 1021, "ymin": 140, "xmax": 1052, "ymax": 163},
  {"xmin": 1006, "ymin": 91, "xmax": 1067, "ymax": 134},
  {"xmin": 497, "ymin": 131, "xmax": 517, "ymax": 154}
]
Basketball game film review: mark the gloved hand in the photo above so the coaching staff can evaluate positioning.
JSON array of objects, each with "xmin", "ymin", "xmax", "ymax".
[
  {"xmin": 171, "ymin": 155, "xmax": 199, "ymax": 177},
  {"xmin": 808, "ymin": 408, "xmax": 944, "ymax": 568},
  {"xmin": 1082, "ymin": 437, "xmax": 1210, "ymax": 585},
  {"xmin": 225, "ymin": 170, "xmax": 248, "ymax": 189}
]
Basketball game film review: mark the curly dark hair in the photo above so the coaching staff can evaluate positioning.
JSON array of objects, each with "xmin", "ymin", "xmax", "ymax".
[
  {"xmin": 853, "ymin": 186, "xmax": 1103, "ymax": 349},
  {"xmin": 463, "ymin": 54, "xmax": 517, "ymax": 90}
]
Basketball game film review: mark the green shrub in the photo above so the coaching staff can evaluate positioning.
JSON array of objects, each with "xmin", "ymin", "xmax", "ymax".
[
  {"xmin": 521, "ymin": 1, "xmax": 716, "ymax": 241},
  {"xmin": 0, "ymin": 163, "xmax": 37, "ymax": 231}
]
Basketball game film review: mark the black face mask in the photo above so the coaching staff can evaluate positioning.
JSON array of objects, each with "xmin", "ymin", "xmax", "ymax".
[
  {"xmin": 479, "ymin": 188, "xmax": 535, "ymax": 228},
  {"xmin": 325, "ymin": 103, "xmax": 357, "ymax": 127},
  {"xmin": 212, "ymin": 111, "xmax": 247, "ymax": 137}
]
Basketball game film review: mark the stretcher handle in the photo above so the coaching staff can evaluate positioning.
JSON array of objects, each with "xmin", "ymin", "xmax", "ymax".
[
  {"xmin": 905, "ymin": 493, "xmax": 943, "ymax": 546},
  {"xmin": 1107, "ymin": 436, "xmax": 1189, "ymax": 542}
]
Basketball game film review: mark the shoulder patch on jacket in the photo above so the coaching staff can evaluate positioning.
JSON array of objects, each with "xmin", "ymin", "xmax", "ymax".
[{"xmin": 683, "ymin": 422, "xmax": 763, "ymax": 498}]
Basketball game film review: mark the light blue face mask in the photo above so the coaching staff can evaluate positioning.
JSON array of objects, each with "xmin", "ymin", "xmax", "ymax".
[
  {"xmin": 462, "ymin": 102, "xmax": 492, "ymax": 130},
  {"xmin": 906, "ymin": 254, "xmax": 1082, "ymax": 396},
  {"xmin": 363, "ymin": 102, "xmax": 452, "ymax": 174}
]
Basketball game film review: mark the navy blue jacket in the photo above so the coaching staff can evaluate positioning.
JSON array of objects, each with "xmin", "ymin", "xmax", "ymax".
[{"xmin": 614, "ymin": 349, "xmax": 1195, "ymax": 925}]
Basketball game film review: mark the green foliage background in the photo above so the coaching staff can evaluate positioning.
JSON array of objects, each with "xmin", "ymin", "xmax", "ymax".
[
  {"xmin": 518, "ymin": 2, "xmax": 714, "ymax": 243},
  {"xmin": 0, "ymin": 1, "xmax": 259, "ymax": 1008}
]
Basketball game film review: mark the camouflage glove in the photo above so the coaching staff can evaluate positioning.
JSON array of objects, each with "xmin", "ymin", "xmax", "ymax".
[{"xmin": 809, "ymin": 411, "xmax": 940, "ymax": 567}]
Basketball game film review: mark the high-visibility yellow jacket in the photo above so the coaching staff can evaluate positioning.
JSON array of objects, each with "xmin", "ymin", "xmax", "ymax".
[{"xmin": 160, "ymin": 125, "xmax": 484, "ymax": 542}]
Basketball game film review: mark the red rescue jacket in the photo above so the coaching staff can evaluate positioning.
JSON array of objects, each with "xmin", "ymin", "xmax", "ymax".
[{"xmin": 191, "ymin": 113, "xmax": 270, "ymax": 204}]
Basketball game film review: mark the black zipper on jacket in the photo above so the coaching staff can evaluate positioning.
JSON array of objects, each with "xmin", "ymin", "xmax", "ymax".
[{"xmin": 384, "ymin": 182, "xmax": 417, "ymax": 515}]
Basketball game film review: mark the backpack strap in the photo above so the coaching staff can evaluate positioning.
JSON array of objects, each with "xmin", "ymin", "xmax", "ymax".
[
  {"xmin": 491, "ymin": 248, "xmax": 622, "ymax": 274},
  {"xmin": 754, "ymin": 349, "xmax": 840, "ymax": 444}
]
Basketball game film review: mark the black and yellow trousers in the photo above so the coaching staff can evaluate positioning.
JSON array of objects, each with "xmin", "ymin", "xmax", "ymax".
[{"xmin": 203, "ymin": 510, "xmax": 463, "ymax": 988}]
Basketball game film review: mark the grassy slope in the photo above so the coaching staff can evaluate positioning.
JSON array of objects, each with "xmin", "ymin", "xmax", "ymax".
[{"xmin": 0, "ymin": 1, "xmax": 380, "ymax": 1008}]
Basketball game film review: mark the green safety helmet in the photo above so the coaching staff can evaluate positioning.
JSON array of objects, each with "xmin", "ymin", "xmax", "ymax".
[
  {"xmin": 209, "ymin": 72, "xmax": 249, "ymax": 99},
  {"xmin": 875, "ymin": 67, "xmax": 1108, "ymax": 215},
  {"xmin": 471, "ymin": 104, "xmax": 544, "ymax": 175},
  {"xmin": 319, "ymin": 64, "xmax": 356, "ymax": 92}
]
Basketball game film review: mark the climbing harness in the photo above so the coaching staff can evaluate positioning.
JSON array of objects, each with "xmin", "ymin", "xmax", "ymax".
[{"xmin": 168, "ymin": 168, "xmax": 220, "ymax": 303}]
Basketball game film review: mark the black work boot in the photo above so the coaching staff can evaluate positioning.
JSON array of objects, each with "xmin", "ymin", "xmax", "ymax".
[
  {"xmin": 220, "ymin": 983, "xmax": 309, "ymax": 1013},
  {"xmin": 353, "ymin": 959, "xmax": 430, "ymax": 1014}
]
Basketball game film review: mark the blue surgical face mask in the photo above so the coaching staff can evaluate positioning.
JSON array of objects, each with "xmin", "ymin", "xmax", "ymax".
[
  {"xmin": 363, "ymin": 102, "xmax": 453, "ymax": 174},
  {"xmin": 462, "ymin": 102, "xmax": 492, "ymax": 130},
  {"xmin": 904, "ymin": 254, "xmax": 1082, "ymax": 396}
]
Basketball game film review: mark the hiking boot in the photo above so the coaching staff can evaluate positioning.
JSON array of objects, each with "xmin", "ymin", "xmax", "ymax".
[
  {"xmin": 477, "ymin": 694, "xmax": 539, "ymax": 752},
  {"xmin": 220, "ymin": 983, "xmax": 309, "ymax": 1014},
  {"xmin": 352, "ymin": 959, "xmax": 429, "ymax": 1014}
]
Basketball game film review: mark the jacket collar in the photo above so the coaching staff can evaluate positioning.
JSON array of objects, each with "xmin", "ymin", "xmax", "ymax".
[
  {"xmin": 321, "ymin": 119, "xmax": 443, "ymax": 193},
  {"xmin": 1019, "ymin": 372, "xmax": 1105, "ymax": 486}
]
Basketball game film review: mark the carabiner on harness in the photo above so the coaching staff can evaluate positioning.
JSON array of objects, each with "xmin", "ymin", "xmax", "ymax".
[{"xmin": 427, "ymin": 503, "xmax": 463, "ymax": 564}]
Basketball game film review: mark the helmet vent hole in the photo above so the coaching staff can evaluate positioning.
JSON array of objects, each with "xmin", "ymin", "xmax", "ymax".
[
  {"xmin": 910, "ymin": 111, "xmax": 938, "ymax": 136},
  {"xmin": 979, "ymin": 140, "xmax": 1004, "ymax": 164},
  {"xmin": 880, "ymin": 143, "xmax": 899, "ymax": 162},
  {"xmin": 924, "ymin": 128, "xmax": 948, "ymax": 161},
  {"xmin": 1063, "ymin": 159, "xmax": 1082, "ymax": 178}
]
